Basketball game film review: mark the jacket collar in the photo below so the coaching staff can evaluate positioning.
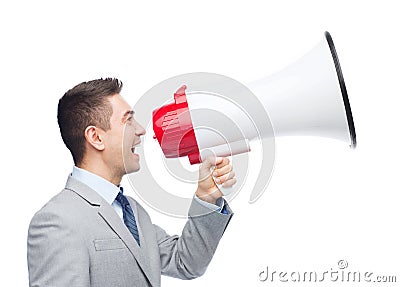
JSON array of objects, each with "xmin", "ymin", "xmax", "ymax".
[{"xmin": 65, "ymin": 175, "xmax": 103, "ymax": 206}]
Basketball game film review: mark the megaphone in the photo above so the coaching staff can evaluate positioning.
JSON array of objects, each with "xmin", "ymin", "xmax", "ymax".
[{"xmin": 152, "ymin": 31, "xmax": 356, "ymax": 165}]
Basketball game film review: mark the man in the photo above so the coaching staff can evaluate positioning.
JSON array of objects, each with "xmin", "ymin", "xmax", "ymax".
[{"xmin": 27, "ymin": 78, "xmax": 235, "ymax": 287}]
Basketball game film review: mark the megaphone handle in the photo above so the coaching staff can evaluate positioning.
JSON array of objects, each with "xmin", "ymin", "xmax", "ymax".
[{"xmin": 211, "ymin": 166, "xmax": 234, "ymax": 196}]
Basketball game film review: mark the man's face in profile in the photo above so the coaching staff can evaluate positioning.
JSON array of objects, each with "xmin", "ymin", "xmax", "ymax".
[{"xmin": 102, "ymin": 94, "xmax": 146, "ymax": 175}]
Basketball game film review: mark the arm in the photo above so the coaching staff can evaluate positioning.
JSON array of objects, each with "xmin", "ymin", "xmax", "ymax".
[
  {"xmin": 156, "ymin": 197, "xmax": 232, "ymax": 279},
  {"xmin": 27, "ymin": 209, "xmax": 90, "ymax": 287},
  {"xmin": 157, "ymin": 156, "xmax": 235, "ymax": 279}
]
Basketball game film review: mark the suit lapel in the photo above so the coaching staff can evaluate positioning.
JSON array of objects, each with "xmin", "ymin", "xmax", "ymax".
[{"xmin": 65, "ymin": 176, "xmax": 157, "ymax": 287}]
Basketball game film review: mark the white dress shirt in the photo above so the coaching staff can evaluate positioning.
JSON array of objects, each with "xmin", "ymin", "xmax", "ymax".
[{"xmin": 71, "ymin": 166, "xmax": 224, "ymax": 220}]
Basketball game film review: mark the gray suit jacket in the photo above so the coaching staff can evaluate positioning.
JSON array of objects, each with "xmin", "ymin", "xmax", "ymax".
[{"xmin": 27, "ymin": 176, "xmax": 232, "ymax": 287}]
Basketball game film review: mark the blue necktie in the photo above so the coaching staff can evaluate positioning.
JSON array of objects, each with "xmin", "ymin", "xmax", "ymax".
[{"xmin": 116, "ymin": 190, "xmax": 140, "ymax": 246}]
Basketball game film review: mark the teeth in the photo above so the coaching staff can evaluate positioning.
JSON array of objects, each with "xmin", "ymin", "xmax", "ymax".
[{"xmin": 131, "ymin": 142, "xmax": 141, "ymax": 153}]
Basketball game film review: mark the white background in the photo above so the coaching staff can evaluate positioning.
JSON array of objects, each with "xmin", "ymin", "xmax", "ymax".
[{"xmin": 1, "ymin": 0, "xmax": 399, "ymax": 286}]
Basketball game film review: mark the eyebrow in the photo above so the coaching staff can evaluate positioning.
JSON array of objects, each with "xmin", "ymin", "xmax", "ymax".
[{"xmin": 122, "ymin": 110, "xmax": 135, "ymax": 121}]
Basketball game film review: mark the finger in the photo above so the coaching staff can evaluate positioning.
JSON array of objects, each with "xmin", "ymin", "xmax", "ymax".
[
  {"xmin": 215, "ymin": 157, "xmax": 224, "ymax": 165},
  {"xmin": 213, "ymin": 164, "xmax": 232, "ymax": 177},
  {"xmin": 215, "ymin": 157, "xmax": 230, "ymax": 169},
  {"xmin": 201, "ymin": 156, "xmax": 223, "ymax": 170},
  {"xmin": 214, "ymin": 171, "xmax": 235, "ymax": 184},
  {"xmin": 221, "ymin": 178, "xmax": 237, "ymax": 188}
]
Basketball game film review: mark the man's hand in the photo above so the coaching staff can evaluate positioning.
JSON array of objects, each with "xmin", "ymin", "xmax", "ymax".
[{"xmin": 196, "ymin": 157, "xmax": 236, "ymax": 204}]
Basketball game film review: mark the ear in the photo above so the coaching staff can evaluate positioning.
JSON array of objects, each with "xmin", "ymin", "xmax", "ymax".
[{"xmin": 84, "ymin": 126, "xmax": 105, "ymax": 151}]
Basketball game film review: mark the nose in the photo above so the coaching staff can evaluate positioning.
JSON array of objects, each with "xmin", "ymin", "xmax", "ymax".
[{"xmin": 135, "ymin": 121, "xmax": 146, "ymax": 136}]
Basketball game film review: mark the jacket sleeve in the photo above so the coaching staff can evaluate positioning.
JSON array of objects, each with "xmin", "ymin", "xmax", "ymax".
[
  {"xmin": 27, "ymin": 209, "xmax": 90, "ymax": 287},
  {"xmin": 155, "ymin": 197, "xmax": 233, "ymax": 280}
]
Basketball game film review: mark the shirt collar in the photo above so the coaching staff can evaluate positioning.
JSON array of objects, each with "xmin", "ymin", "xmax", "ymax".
[{"xmin": 71, "ymin": 166, "xmax": 120, "ymax": 205}]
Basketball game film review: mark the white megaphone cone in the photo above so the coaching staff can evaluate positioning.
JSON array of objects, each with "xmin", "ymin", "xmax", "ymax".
[
  {"xmin": 247, "ymin": 31, "xmax": 356, "ymax": 147},
  {"xmin": 152, "ymin": 31, "xmax": 356, "ymax": 195}
]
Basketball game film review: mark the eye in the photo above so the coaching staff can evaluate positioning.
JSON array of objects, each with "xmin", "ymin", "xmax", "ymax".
[{"xmin": 125, "ymin": 117, "xmax": 135, "ymax": 125}]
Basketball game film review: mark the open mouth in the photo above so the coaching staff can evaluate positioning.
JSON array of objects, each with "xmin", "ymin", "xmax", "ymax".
[{"xmin": 131, "ymin": 141, "xmax": 141, "ymax": 154}]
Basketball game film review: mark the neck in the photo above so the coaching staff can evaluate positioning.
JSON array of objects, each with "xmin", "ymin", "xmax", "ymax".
[{"xmin": 78, "ymin": 161, "xmax": 123, "ymax": 186}]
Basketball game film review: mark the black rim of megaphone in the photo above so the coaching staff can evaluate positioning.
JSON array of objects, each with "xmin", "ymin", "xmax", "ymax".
[{"xmin": 325, "ymin": 31, "xmax": 357, "ymax": 148}]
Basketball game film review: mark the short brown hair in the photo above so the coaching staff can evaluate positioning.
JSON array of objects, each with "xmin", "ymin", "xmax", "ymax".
[{"xmin": 57, "ymin": 78, "xmax": 123, "ymax": 165}]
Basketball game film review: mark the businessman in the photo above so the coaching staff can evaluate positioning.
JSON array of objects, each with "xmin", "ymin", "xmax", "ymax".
[{"xmin": 27, "ymin": 78, "xmax": 235, "ymax": 287}]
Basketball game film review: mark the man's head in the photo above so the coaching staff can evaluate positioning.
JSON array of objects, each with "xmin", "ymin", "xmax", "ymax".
[{"xmin": 58, "ymin": 78, "xmax": 145, "ymax": 182}]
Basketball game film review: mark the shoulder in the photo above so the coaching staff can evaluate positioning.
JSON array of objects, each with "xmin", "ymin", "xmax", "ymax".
[{"xmin": 29, "ymin": 188, "xmax": 88, "ymax": 229}]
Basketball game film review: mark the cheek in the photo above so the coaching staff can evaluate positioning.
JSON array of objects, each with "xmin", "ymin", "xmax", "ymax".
[
  {"xmin": 125, "ymin": 123, "xmax": 137, "ymax": 134},
  {"xmin": 105, "ymin": 129, "xmax": 124, "ymax": 152},
  {"xmin": 123, "ymin": 125, "xmax": 136, "ymax": 141}
]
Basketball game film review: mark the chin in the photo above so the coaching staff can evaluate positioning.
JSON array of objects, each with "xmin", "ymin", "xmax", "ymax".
[
  {"xmin": 125, "ymin": 164, "xmax": 140, "ymax": 174},
  {"xmin": 123, "ymin": 152, "xmax": 141, "ymax": 174}
]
